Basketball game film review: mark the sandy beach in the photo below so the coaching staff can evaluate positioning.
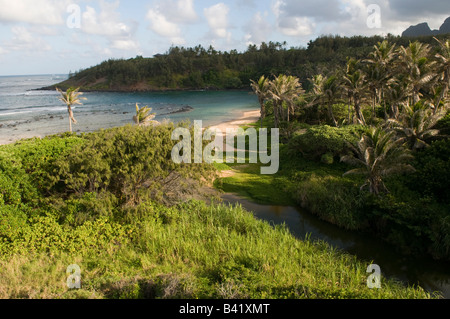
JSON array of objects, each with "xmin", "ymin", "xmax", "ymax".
[
  {"xmin": 209, "ymin": 109, "xmax": 261, "ymax": 133},
  {"xmin": 0, "ymin": 109, "xmax": 261, "ymax": 146}
]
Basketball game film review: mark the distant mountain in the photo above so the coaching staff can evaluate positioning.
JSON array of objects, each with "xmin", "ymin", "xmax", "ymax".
[
  {"xmin": 402, "ymin": 17, "xmax": 450, "ymax": 37},
  {"xmin": 440, "ymin": 17, "xmax": 450, "ymax": 34}
]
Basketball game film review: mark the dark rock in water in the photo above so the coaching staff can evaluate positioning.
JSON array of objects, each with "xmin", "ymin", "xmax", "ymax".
[
  {"xmin": 123, "ymin": 112, "xmax": 129, "ymax": 114},
  {"xmin": 165, "ymin": 105, "xmax": 194, "ymax": 115},
  {"xmin": 50, "ymin": 116, "xmax": 54, "ymax": 119},
  {"xmin": 0, "ymin": 124, "xmax": 3, "ymax": 128}
]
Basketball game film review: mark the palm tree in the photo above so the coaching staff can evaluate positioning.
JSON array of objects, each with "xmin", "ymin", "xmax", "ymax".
[
  {"xmin": 385, "ymin": 74, "xmax": 412, "ymax": 120},
  {"xmin": 268, "ymin": 74, "xmax": 304, "ymax": 127},
  {"xmin": 433, "ymin": 37, "xmax": 450, "ymax": 114},
  {"xmin": 310, "ymin": 74, "xmax": 339, "ymax": 126},
  {"xmin": 342, "ymin": 58, "xmax": 367, "ymax": 125},
  {"xmin": 133, "ymin": 103, "xmax": 156, "ymax": 126},
  {"xmin": 386, "ymin": 103, "xmax": 447, "ymax": 150},
  {"xmin": 284, "ymin": 75, "xmax": 304, "ymax": 123},
  {"xmin": 250, "ymin": 75, "xmax": 270, "ymax": 128},
  {"xmin": 363, "ymin": 40, "xmax": 397, "ymax": 120},
  {"xmin": 341, "ymin": 127, "xmax": 415, "ymax": 195},
  {"xmin": 397, "ymin": 41, "xmax": 435, "ymax": 106},
  {"xmin": 56, "ymin": 87, "xmax": 86, "ymax": 133}
]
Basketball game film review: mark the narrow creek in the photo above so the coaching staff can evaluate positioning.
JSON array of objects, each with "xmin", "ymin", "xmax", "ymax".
[{"xmin": 221, "ymin": 193, "xmax": 450, "ymax": 299}]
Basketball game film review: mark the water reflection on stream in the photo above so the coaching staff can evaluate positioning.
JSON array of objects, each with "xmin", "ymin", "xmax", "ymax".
[{"xmin": 221, "ymin": 193, "xmax": 450, "ymax": 299}]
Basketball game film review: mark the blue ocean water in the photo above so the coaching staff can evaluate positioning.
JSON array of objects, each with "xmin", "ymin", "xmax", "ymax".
[{"xmin": 0, "ymin": 74, "xmax": 259, "ymax": 144}]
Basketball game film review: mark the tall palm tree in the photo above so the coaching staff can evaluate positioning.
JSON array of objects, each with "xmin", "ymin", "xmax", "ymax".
[
  {"xmin": 341, "ymin": 127, "xmax": 415, "ymax": 195},
  {"xmin": 268, "ymin": 74, "xmax": 304, "ymax": 127},
  {"xmin": 56, "ymin": 87, "xmax": 86, "ymax": 133},
  {"xmin": 363, "ymin": 40, "xmax": 397, "ymax": 119},
  {"xmin": 385, "ymin": 74, "xmax": 412, "ymax": 120},
  {"xmin": 386, "ymin": 103, "xmax": 447, "ymax": 150},
  {"xmin": 250, "ymin": 75, "xmax": 270, "ymax": 128},
  {"xmin": 433, "ymin": 37, "xmax": 450, "ymax": 114},
  {"xmin": 342, "ymin": 58, "xmax": 367, "ymax": 125},
  {"xmin": 284, "ymin": 75, "xmax": 304, "ymax": 123},
  {"xmin": 310, "ymin": 74, "xmax": 339, "ymax": 127},
  {"xmin": 133, "ymin": 103, "xmax": 156, "ymax": 126},
  {"xmin": 397, "ymin": 41, "xmax": 435, "ymax": 106}
]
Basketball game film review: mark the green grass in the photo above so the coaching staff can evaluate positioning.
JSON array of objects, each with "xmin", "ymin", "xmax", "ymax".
[
  {"xmin": 0, "ymin": 125, "xmax": 442, "ymax": 299},
  {"xmin": 0, "ymin": 200, "xmax": 436, "ymax": 299},
  {"xmin": 214, "ymin": 163, "xmax": 296, "ymax": 206}
]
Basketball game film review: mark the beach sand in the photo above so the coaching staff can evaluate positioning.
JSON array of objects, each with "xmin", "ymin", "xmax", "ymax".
[
  {"xmin": 0, "ymin": 109, "xmax": 261, "ymax": 146},
  {"xmin": 209, "ymin": 109, "xmax": 261, "ymax": 133}
]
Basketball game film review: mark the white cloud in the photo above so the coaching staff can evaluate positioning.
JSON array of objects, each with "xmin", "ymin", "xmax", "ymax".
[
  {"xmin": 244, "ymin": 12, "xmax": 272, "ymax": 45},
  {"xmin": 82, "ymin": 2, "xmax": 133, "ymax": 37},
  {"xmin": 79, "ymin": 1, "xmax": 141, "ymax": 53},
  {"xmin": 272, "ymin": 0, "xmax": 315, "ymax": 37},
  {"xmin": 147, "ymin": 9, "xmax": 183, "ymax": 40},
  {"xmin": 146, "ymin": 0, "xmax": 198, "ymax": 45},
  {"xmin": 204, "ymin": 3, "xmax": 231, "ymax": 40},
  {"xmin": 3, "ymin": 26, "xmax": 52, "ymax": 52},
  {"xmin": 157, "ymin": 0, "xmax": 198, "ymax": 24},
  {"xmin": 0, "ymin": 0, "xmax": 70, "ymax": 25},
  {"xmin": 279, "ymin": 16, "xmax": 315, "ymax": 37},
  {"xmin": 111, "ymin": 39, "xmax": 140, "ymax": 51}
]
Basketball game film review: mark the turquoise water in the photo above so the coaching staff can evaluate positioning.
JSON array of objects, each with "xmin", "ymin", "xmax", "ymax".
[{"xmin": 0, "ymin": 74, "xmax": 259, "ymax": 144}]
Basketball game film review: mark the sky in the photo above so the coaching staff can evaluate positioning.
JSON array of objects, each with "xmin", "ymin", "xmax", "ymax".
[{"xmin": 0, "ymin": 0, "xmax": 449, "ymax": 76}]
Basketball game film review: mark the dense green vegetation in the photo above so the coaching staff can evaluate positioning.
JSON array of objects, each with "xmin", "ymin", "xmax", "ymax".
[
  {"xmin": 48, "ymin": 34, "xmax": 450, "ymax": 92},
  {"xmin": 2, "ymin": 33, "xmax": 449, "ymax": 299},
  {"xmin": 0, "ymin": 125, "xmax": 435, "ymax": 299},
  {"xmin": 218, "ymin": 36, "xmax": 450, "ymax": 262}
]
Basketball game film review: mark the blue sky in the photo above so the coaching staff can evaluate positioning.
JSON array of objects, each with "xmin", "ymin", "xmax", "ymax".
[{"xmin": 0, "ymin": 0, "xmax": 449, "ymax": 76}]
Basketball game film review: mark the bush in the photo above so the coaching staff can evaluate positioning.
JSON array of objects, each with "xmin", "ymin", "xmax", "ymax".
[
  {"xmin": 294, "ymin": 173, "xmax": 369, "ymax": 230},
  {"xmin": 47, "ymin": 124, "xmax": 216, "ymax": 206},
  {"xmin": 410, "ymin": 139, "xmax": 450, "ymax": 203},
  {"xmin": 288, "ymin": 125, "xmax": 364, "ymax": 161}
]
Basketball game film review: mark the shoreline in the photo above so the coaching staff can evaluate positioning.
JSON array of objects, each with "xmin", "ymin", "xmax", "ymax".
[
  {"xmin": 0, "ymin": 108, "xmax": 261, "ymax": 146},
  {"xmin": 209, "ymin": 109, "xmax": 261, "ymax": 133}
]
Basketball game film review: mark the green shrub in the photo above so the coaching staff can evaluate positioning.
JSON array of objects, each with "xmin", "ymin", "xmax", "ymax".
[
  {"xmin": 294, "ymin": 173, "xmax": 368, "ymax": 230},
  {"xmin": 288, "ymin": 125, "xmax": 364, "ymax": 161},
  {"xmin": 321, "ymin": 152, "xmax": 334, "ymax": 164},
  {"xmin": 48, "ymin": 124, "xmax": 216, "ymax": 206},
  {"xmin": 410, "ymin": 139, "xmax": 450, "ymax": 203}
]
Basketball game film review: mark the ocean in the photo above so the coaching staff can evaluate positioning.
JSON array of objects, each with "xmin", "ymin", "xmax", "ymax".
[{"xmin": 0, "ymin": 74, "xmax": 259, "ymax": 144}]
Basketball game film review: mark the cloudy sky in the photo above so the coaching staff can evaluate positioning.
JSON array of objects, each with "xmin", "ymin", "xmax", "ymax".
[{"xmin": 0, "ymin": 0, "xmax": 449, "ymax": 75}]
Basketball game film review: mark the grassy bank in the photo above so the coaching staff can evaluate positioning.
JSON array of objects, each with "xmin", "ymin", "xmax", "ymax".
[
  {"xmin": 0, "ymin": 124, "xmax": 436, "ymax": 299},
  {"xmin": 214, "ymin": 119, "xmax": 450, "ymax": 262}
]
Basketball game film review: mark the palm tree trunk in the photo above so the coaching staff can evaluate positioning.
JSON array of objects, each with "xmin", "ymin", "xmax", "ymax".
[
  {"xmin": 260, "ymin": 101, "xmax": 265, "ymax": 128},
  {"xmin": 68, "ymin": 107, "xmax": 72, "ymax": 132},
  {"xmin": 328, "ymin": 101, "xmax": 338, "ymax": 127},
  {"xmin": 435, "ymin": 80, "xmax": 449, "ymax": 114},
  {"xmin": 273, "ymin": 101, "xmax": 278, "ymax": 128},
  {"xmin": 354, "ymin": 98, "xmax": 366, "ymax": 125}
]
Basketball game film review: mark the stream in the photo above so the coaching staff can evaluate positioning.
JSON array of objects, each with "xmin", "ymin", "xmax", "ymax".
[{"xmin": 221, "ymin": 193, "xmax": 450, "ymax": 299}]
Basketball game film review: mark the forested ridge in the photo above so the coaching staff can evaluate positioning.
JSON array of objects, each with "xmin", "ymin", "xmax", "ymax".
[{"xmin": 46, "ymin": 33, "xmax": 450, "ymax": 92}]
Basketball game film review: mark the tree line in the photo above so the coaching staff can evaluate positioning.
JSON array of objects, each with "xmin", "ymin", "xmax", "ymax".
[
  {"xmin": 251, "ymin": 37, "xmax": 449, "ymax": 195},
  {"xmin": 60, "ymin": 33, "xmax": 449, "ymax": 92}
]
